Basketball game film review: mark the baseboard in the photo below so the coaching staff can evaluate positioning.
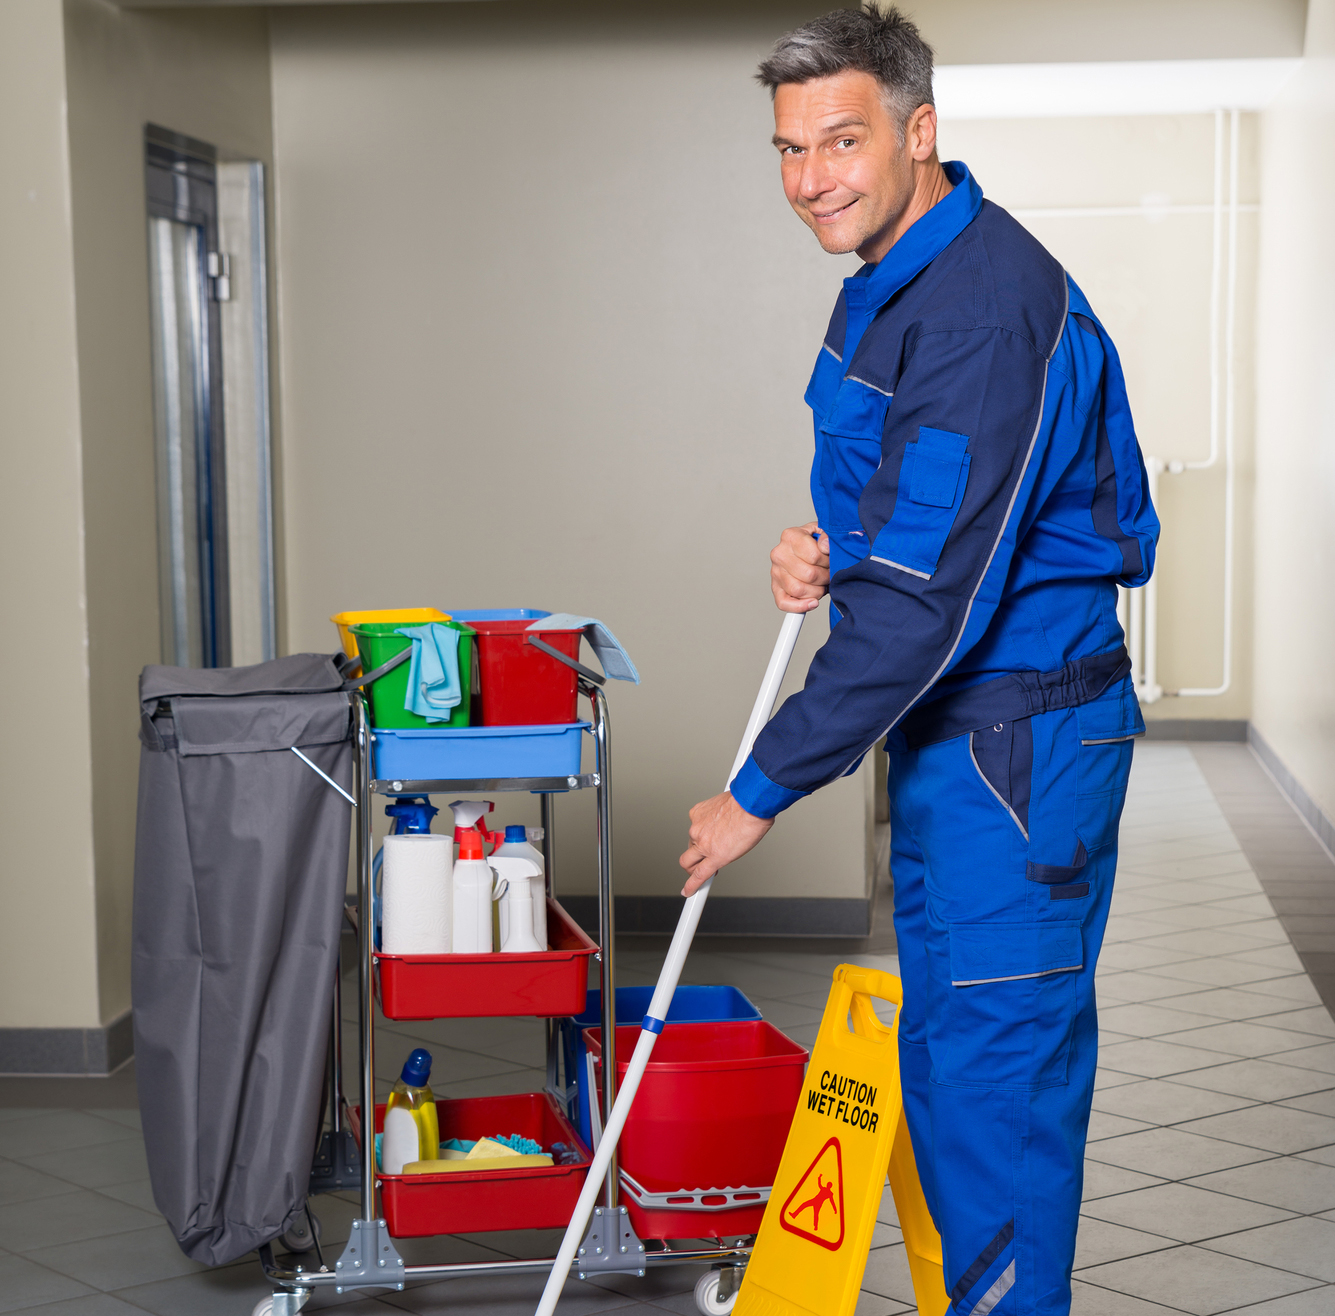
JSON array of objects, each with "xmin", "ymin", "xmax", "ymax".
[
  {"xmin": 1143, "ymin": 719, "xmax": 1249, "ymax": 742},
  {"xmin": 0, "ymin": 1010, "xmax": 134, "ymax": 1077},
  {"xmin": 561, "ymin": 895, "xmax": 872, "ymax": 938},
  {"xmin": 1248, "ymin": 725, "xmax": 1335, "ymax": 859}
]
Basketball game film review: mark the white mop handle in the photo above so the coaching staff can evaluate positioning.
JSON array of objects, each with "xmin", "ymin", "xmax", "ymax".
[
  {"xmin": 535, "ymin": 610, "xmax": 804, "ymax": 1316},
  {"xmin": 645, "ymin": 608, "xmax": 805, "ymax": 1024},
  {"xmin": 725, "ymin": 609, "xmax": 807, "ymax": 789}
]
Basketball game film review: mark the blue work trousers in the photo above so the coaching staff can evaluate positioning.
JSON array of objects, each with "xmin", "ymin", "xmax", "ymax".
[{"xmin": 886, "ymin": 701, "xmax": 1134, "ymax": 1316}]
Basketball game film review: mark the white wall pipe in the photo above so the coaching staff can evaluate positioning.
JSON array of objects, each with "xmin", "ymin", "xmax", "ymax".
[
  {"xmin": 1180, "ymin": 108, "xmax": 1227, "ymax": 475},
  {"xmin": 1126, "ymin": 581, "xmax": 1143, "ymax": 690},
  {"xmin": 1137, "ymin": 459, "xmax": 1164, "ymax": 702},
  {"xmin": 535, "ymin": 610, "xmax": 806, "ymax": 1316},
  {"xmin": 1129, "ymin": 106, "xmax": 1238, "ymax": 702},
  {"xmin": 1174, "ymin": 107, "xmax": 1239, "ymax": 698}
]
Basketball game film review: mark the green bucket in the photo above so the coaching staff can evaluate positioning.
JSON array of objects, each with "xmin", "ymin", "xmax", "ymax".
[{"xmin": 349, "ymin": 620, "xmax": 475, "ymax": 730}]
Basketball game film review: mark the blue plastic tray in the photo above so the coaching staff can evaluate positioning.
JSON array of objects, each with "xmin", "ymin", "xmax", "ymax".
[
  {"xmin": 446, "ymin": 608, "xmax": 550, "ymax": 622},
  {"xmin": 561, "ymin": 986, "xmax": 763, "ymax": 1144},
  {"xmin": 372, "ymin": 721, "xmax": 589, "ymax": 782}
]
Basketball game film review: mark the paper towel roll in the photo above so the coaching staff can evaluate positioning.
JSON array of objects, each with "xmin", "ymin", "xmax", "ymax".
[{"xmin": 382, "ymin": 834, "xmax": 452, "ymax": 954}]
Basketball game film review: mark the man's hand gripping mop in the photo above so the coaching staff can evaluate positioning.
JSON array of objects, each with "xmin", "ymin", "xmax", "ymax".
[{"xmin": 535, "ymin": 612, "xmax": 807, "ymax": 1316}]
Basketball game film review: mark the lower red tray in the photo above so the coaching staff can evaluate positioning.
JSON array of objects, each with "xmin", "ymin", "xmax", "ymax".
[
  {"xmin": 376, "ymin": 897, "xmax": 596, "ymax": 1019},
  {"xmin": 623, "ymin": 1192, "xmax": 767, "ymax": 1243},
  {"xmin": 351, "ymin": 1092, "xmax": 591, "ymax": 1237}
]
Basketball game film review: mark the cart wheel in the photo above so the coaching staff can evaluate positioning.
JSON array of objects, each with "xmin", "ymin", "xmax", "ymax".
[
  {"xmin": 694, "ymin": 1269, "xmax": 739, "ymax": 1316},
  {"xmin": 250, "ymin": 1300, "xmax": 274, "ymax": 1316},
  {"xmin": 280, "ymin": 1209, "xmax": 321, "ymax": 1253}
]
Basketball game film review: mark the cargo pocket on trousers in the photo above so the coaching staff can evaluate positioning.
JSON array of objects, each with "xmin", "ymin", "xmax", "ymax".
[{"xmin": 938, "ymin": 923, "xmax": 1083, "ymax": 1089}]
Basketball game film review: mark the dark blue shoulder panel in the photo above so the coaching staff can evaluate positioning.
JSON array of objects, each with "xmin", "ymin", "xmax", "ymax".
[{"xmin": 824, "ymin": 291, "xmax": 849, "ymax": 360}]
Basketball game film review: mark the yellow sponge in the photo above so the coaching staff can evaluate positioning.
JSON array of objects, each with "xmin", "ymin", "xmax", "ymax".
[
  {"xmin": 466, "ymin": 1137, "xmax": 518, "ymax": 1160},
  {"xmin": 402, "ymin": 1154, "xmax": 554, "ymax": 1174}
]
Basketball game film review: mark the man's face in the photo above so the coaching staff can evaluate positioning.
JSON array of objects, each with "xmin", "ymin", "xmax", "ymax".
[{"xmin": 772, "ymin": 70, "xmax": 916, "ymax": 260}]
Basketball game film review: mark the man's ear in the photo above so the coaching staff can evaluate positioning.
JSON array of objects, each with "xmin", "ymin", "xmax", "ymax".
[{"xmin": 907, "ymin": 103, "xmax": 938, "ymax": 163}]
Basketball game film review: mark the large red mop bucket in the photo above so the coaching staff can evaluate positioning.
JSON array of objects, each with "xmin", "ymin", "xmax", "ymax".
[{"xmin": 585, "ymin": 1020, "xmax": 808, "ymax": 1239}]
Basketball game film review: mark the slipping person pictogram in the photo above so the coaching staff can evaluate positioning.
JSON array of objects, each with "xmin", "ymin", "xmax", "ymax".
[
  {"xmin": 788, "ymin": 1176, "xmax": 837, "ymax": 1232},
  {"xmin": 779, "ymin": 1137, "xmax": 845, "ymax": 1250}
]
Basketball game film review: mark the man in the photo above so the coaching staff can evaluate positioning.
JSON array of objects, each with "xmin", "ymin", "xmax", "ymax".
[{"xmin": 678, "ymin": 9, "xmax": 1159, "ymax": 1315}]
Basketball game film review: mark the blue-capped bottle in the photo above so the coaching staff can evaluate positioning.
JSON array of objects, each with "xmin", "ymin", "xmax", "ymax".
[{"xmin": 381, "ymin": 1048, "xmax": 440, "ymax": 1174}]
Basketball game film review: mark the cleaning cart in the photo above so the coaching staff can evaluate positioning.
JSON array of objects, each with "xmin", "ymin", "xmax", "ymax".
[{"xmin": 253, "ymin": 626, "xmax": 765, "ymax": 1316}]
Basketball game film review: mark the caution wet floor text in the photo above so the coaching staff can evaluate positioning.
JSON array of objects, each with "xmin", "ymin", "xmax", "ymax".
[{"xmin": 735, "ymin": 965, "xmax": 949, "ymax": 1316}]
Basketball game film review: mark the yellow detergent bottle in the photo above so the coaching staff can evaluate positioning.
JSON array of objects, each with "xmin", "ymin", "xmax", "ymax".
[{"xmin": 382, "ymin": 1048, "xmax": 440, "ymax": 1174}]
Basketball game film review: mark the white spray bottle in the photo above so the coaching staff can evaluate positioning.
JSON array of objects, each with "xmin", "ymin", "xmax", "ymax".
[
  {"xmin": 492, "ymin": 856, "xmax": 545, "ymax": 952},
  {"xmin": 451, "ymin": 828, "xmax": 506, "ymax": 953},
  {"xmin": 493, "ymin": 825, "xmax": 548, "ymax": 950}
]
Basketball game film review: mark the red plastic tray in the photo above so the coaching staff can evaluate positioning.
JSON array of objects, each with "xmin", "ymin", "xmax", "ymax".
[
  {"xmin": 351, "ymin": 1092, "xmax": 591, "ymax": 1237},
  {"xmin": 376, "ymin": 897, "xmax": 596, "ymax": 1020},
  {"xmin": 586, "ymin": 1020, "xmax": 807, "ymax": 1240}
]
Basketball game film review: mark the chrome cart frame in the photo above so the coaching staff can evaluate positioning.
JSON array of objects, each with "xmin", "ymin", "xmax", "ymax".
[{"xmin": 257, "ymin": 680, "xmax": 750, "ymax": 1313}]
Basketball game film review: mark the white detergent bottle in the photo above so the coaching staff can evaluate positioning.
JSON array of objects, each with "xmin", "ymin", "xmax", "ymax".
[
  {"xmin": 492, "ymin": 856, "xmax": 544, "ymax": 952},
  {"xmin": 493, "ymin": 825, "xmax": 548, "ymax": 949},
  {"xmin": 452, "ymin": 829, "xmax": 505, "ymax": 953}
]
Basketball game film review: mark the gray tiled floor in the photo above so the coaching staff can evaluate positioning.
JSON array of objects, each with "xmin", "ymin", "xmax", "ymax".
[{"xmin": 0, "ymin": 744, "xmax": 1332, "ymax": 1314}]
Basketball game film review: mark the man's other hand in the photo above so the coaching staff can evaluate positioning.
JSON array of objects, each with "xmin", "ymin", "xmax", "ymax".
[
  {"xmin": 771, "ymin": 521, "xmax": 830, "ymax": 612},
  {"xmin": 679, "ymin": 793, "xmax": 774, "ymax": 897}
]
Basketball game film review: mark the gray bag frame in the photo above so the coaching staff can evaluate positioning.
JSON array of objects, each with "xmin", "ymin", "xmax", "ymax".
[{"xmin": 132, "ymin": 653, "xmax": 355, "ymax": 1266}]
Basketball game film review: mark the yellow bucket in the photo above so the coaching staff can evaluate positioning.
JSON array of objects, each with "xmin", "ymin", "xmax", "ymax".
[{"xmin": 330, "ymin": 608, "xmax": 452, "ymax": 668}]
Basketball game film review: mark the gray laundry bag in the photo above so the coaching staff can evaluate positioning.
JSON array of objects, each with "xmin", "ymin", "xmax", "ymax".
[{"xmin": 133, "ymin": 653, "xmax": 354, "ymax": 1266}]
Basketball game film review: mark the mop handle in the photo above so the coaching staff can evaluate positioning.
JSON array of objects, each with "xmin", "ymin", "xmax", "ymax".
[{"xmin": 536, "ymin": 609, "xmax": 805, "ymax": 1316}]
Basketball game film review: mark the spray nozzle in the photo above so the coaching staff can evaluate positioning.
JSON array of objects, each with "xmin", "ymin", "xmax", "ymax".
[
  {"xmin": 449, "ymin": 799, "xmax": 493, "ymax": 825},
  {"xmin": 385, "ymin": 796, "xmax": 438, "ymax": 834},
  {"xmin": 488, "ymin": 856, "xmax": 543, "ymax": 885},
  {"xmin": 448, "ymin": 800, "xmax": 496, "ymax": 843}
]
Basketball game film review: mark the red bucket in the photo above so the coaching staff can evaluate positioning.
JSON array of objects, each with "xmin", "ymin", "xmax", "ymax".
[
  {"xmin": 585, "ymin": 1020, "xmax": 808, "ymax": 1239},
  {"xmin": 467, "ymin": 619, "xmax": 583, "ymax": 725}
]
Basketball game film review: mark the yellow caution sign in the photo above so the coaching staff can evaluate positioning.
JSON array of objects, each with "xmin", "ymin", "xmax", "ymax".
[{"xmin": 736, "ymin": 966, "xmax": 949, "ymax": 1316}]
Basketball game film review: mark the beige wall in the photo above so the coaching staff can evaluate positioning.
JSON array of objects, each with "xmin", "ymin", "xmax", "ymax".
[
  {"xmin": 0, "ymin": 0, "xmax": 273, "ymax": 1034},
  {"xmin": 0, "ymin": 0, "xmax": 102, "ymax": 1029},
  {"xmin": 939, "ymin": 113, "xmax": 1258, "ymax": 723},
  {"xmin": 269, "ymin": 0, "xmax": 873, "ymax": 903},
  {"xmin": 1252, "ymin": 0, "xmax": 1335, "ymax": 825},
  {"xmin": 59, "ymin": 0, "xmax": 275, "ymax": 1025}
]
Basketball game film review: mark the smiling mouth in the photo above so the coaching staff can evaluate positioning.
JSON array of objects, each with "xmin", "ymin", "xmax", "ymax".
[{"xmin": 810, "ymin": 199, "xmax": 857, "ymax": 224}]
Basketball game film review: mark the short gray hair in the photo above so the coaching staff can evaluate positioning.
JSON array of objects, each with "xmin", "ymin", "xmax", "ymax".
[{"xmin": 755, "ymin": 7, "xmax": 935, "ymax": 139}]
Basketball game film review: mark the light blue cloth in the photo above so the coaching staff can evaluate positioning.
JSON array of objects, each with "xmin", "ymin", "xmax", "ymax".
[
  {"xmin": 396, "ymin": 624, "xmax": 462, "ymax": 722},
  {"xmin": 526, "ymin": 614, "xmax": 640, "ymax": 684}
]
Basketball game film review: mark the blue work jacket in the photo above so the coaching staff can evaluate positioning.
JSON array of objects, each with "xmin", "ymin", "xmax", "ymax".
[{"xmin": 730, "ymin": 161, "xmax": 1160, "ymax": 818}]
